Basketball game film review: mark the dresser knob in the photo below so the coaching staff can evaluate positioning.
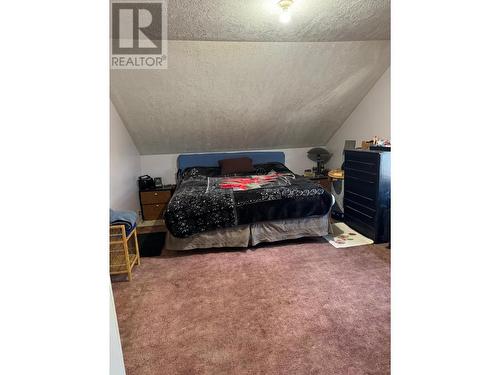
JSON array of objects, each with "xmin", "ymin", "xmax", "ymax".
[{"xmin": 154, "ymin": 192, "xmax": 158, "ymax": 196}]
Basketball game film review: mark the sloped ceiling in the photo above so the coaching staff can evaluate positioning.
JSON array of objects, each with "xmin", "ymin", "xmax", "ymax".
[{"xmin": 111, "ymin": 0, "xmax": 390, "ymax": 155}]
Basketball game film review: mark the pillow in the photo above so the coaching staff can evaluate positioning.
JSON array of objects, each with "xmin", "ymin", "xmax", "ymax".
[{"xmin": 218, "ymin": 157, "xmax": 255, "ymax": 175}]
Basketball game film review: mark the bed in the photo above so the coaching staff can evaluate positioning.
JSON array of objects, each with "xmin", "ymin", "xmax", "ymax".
[{"xmin": 164, "ymin": 151, "xmax": 333, "ymax": 250}]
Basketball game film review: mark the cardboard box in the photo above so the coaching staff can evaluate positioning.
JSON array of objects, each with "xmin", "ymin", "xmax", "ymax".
[{"xmin": 361, "ymin": 141, "xmax": 373, "ymax": 150}]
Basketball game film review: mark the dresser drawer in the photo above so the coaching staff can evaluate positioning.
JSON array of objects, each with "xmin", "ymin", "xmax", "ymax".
[
  {"xmin": 344, "ymin": 202, "xmax": 376, "ymax": 225},
  {"xmin": 344, "ymin": 189, "xmax": 376, "ymax": 209},
  {"xmin": 345, "ymin": 150, "xmax": 380, "ymax": 163},
  {"xmin": 140, "ymin": 190, "xmax": 171, "ymax": 204},
  {"xmin": 344, "ymin": 167, "xmax": 378, "ymax": 183},
  {"xmin": 344, "ymin": 159, "xmax": 379, "ymax": 174},
  {"xmin": 344, "ymin": 177, "xmax": 377, "ymax": 199},
  {"xmin": 142, "ymin": 203, "xmax": 167, "ymax": 220},
  {"xmin": 344, "ymin": 196, "xmax": 376, "ymax": 218}
]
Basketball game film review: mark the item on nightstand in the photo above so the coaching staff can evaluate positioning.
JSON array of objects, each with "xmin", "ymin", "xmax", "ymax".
[
  {"xmin": 138, "ymin": 175, "xmax": 155, "ymax": 190},
  {"xmin": 303, "ymin": 169, "xmax": 314, "ymax": 177},
  {"xmin": 306, "ymin": 147, "xmax": 332, "ymax": 176},
  {"xmin": 154, "ymin": 177, "xmax": 163, "ymax": 188}
]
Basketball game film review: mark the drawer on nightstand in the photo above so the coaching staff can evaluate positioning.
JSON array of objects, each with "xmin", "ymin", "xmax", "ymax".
[
  {"xmin": 142, "ymin": 203, "xmax": 167, "ymax": 220},
  {"xmin": 140, "ymin": 190, "xmax": 171, "ymax": 204}
]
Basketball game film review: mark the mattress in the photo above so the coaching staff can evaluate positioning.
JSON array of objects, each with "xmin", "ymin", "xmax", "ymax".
[
  {"xmin": 165, "ymin": 162, "xmax": 333, "ymax": 238},
  {"xmin": 165, "ymin": 214, "xmax": 329, "ymax": 251}
]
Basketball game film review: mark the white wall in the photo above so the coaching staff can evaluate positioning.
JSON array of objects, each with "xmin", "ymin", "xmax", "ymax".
[
  {"xmin": 110, "ymin": 285, "xmax": 126, "ymax": 375},
  {"xmin": 326, "ymin": 68, "xmax": 390, "ymax": 169},
  {"xmin": 140, "ymin": 147, "xmax": 324, "ymax": 184},
  {"xmin": 110, "ymin": 102, "xmax": 141, "ymax": 212}
]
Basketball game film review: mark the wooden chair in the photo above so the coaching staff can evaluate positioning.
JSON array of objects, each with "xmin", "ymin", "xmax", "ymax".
[{"xmin": 110, "ymin": 225, "xmax": 140, "ymax": 281}]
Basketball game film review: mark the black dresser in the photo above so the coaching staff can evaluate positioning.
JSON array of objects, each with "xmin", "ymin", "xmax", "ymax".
[{"xmin": 343, "ymin": 149, "xmax": 390, "ymax": 243}]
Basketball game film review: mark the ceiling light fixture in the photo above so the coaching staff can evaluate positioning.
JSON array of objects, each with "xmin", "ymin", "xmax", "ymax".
[{"xmin": 277, "ymin": 0, "xmax": 294, "ymax": 24}]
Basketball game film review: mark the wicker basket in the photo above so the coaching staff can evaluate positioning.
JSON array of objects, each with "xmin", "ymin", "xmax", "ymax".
[{"xmin": 110, "ymin": 225, "xmax": 140, "ymax": 281}]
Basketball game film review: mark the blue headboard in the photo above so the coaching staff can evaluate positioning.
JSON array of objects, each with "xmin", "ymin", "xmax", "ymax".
[{"xmin": 177, "ymin": 151, "xmax": 285, "ymax": 173}]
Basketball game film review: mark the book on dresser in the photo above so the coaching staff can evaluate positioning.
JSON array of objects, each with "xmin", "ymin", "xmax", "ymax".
[{"xmin": 343, "ymin": 149, "xmax": 390, "ymax": 243}]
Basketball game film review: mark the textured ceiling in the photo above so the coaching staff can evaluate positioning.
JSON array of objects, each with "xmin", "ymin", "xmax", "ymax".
[
  {"xmin": 166, "ymin": 0, "xmax": 390, "ymax": 42},
  {"xmin": 113, "ymin": 0, "xmax": 390, "ymax": 42},
  {"xmin": 111, "ymin": 40, "xmax": 390, "ymax": 154}
]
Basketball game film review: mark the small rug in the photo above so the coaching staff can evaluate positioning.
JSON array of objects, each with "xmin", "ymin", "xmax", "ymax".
[{"xmin": 324, "ymin": 221, "xmax": 374, "ymax": 248}]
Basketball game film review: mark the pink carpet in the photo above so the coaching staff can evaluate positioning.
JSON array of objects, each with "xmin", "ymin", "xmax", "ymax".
[{"xmin": 112, "ymin": 238, "xmax": 390, "ymax": 374}]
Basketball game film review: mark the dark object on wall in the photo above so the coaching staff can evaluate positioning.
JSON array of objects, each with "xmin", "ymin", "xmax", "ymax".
[
  {"xmin": 138, "ymin": 175, "xmax": 155, "ymax": 191},
  {"xmin": 137, "ymin": 232, "xmax": 165, "ymax": 257},
  {"xmin": 343, "ymin": 149, "xmax": 390, "ymax": 243},
  {"xmin": 307, "ymin": 147, "xmax": 332, "ymax": 176}
]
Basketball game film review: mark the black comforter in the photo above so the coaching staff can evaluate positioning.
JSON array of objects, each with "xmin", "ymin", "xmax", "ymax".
[{"xmin": 165, "ymin": 163, "xmax": 332, "ymax": 238}]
